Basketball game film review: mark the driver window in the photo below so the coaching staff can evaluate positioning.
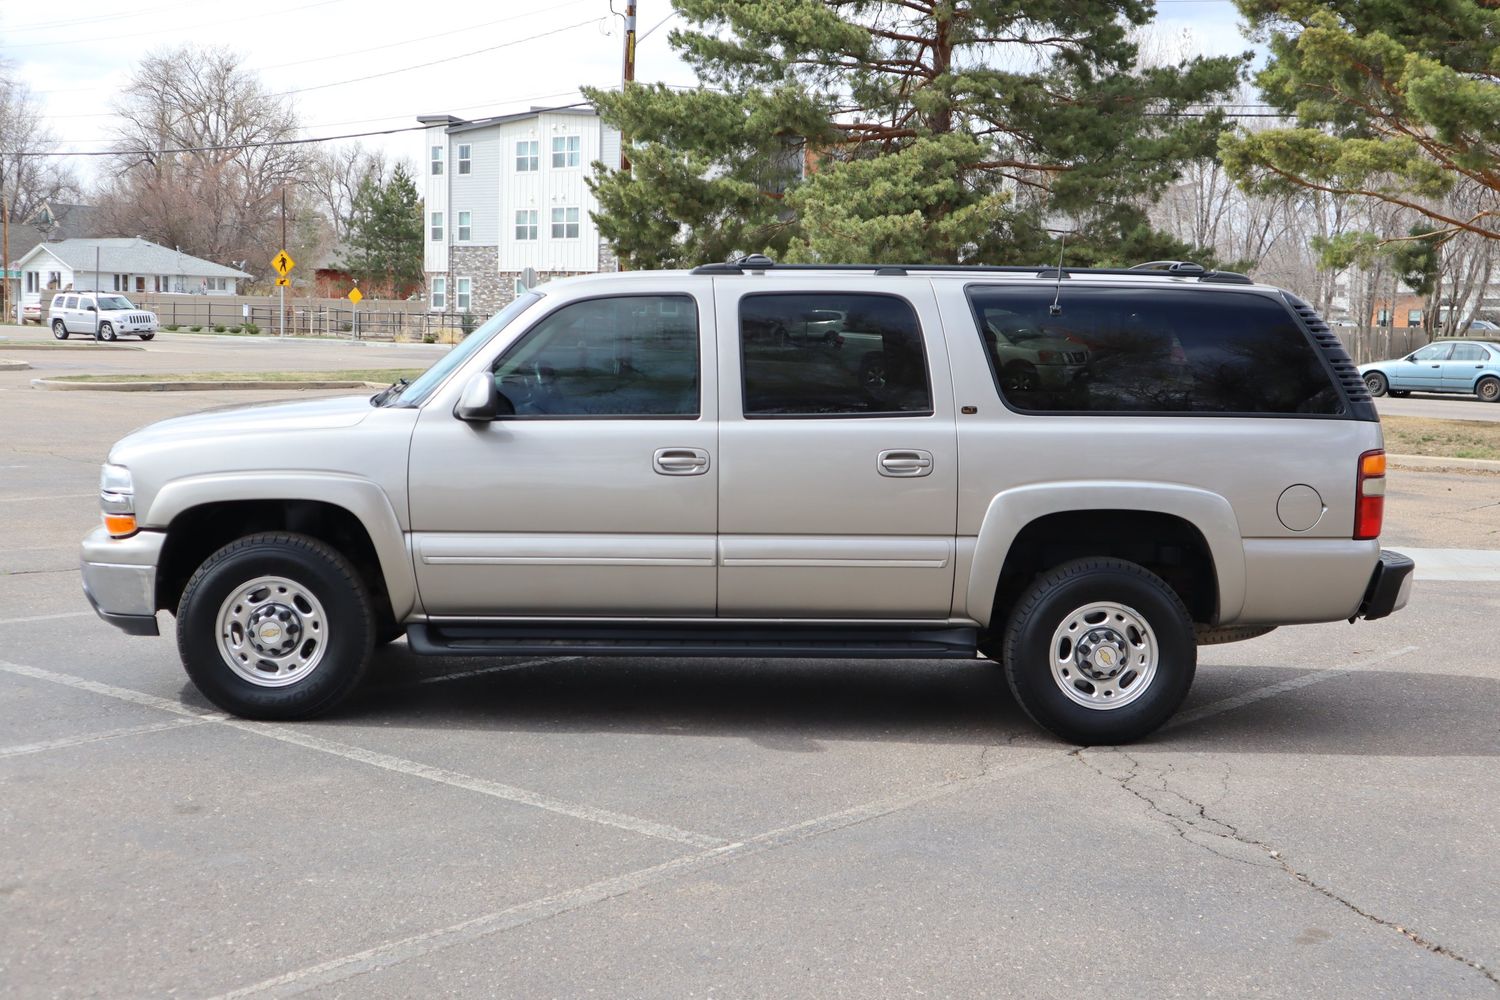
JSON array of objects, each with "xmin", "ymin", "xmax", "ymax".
[
  {"xmin": 492, "ymin": 295, "xmax": 699, "ymax": 417},
  {"xmin": 1412, "ymin": 344, "xmax": 1452, "ymax": 361}
]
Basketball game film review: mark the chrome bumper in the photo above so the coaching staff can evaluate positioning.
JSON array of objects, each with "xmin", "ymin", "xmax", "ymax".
[{"xmin": 80, "ymin": 526, "xmax": 165, "ymax": 636}]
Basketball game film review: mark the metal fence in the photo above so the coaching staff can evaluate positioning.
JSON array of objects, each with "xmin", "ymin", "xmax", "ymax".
[{"xmin": 129, "ymin": 295, "xmax": 492, "ymax": 343}]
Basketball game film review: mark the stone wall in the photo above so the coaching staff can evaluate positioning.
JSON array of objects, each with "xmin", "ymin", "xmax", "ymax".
[{"xmin": 443, "ymin": 245, "xmax": 502, "ymax": 314}]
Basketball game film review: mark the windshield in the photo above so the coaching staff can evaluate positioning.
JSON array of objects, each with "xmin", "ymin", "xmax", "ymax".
[
  {"xmin": 97, "ymin": 295, "xmax": 133, "ymax": 310},
  {"xmin": 391, "ymin": 292, "xmax": 542, "ymax": 406}
]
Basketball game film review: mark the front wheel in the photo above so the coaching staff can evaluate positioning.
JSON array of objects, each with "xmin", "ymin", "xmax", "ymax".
[
  {"xmin": 139, "ymin": 332, "xmax": 155, "ymax": 342},
  {"xmin": 1363, "ymin": 372, "xmax": 1388, "ymax": 397},
  {"xmin": 1478, "ymin": 376, "xmax": 1500, "ymax": 403},
  {"xmin": 176, "ymin": 532, "xmax": 375, "ymax": 719},
  {"xmin": 98, "ymin": 323, "xmax": 117, "ymax": 342},
  {"xmin": 1001, "ymin": 558, "xmax": 1196, "ymax": 745},
  {"xmin": 52, "ymin": 320, "xmax": 68, "ymax": 340}
]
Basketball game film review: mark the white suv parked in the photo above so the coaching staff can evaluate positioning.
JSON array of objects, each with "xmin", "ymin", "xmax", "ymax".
[
  {"xmin": 80, "ymin": 258, "xmax": 1413, "ymax": 744},
  {"xmin": 49, "ymin": 293, "xmax": 158, "ymax": 341}
]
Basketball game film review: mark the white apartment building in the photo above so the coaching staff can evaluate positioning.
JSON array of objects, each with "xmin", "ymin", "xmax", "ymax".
[{"xmin": 420, "ymin": 106, "xmax": 622, "ymax": 315}]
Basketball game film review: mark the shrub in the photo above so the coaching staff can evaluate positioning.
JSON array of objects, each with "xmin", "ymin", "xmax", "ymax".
[
  {"xmin": 213, "ymin": 324, "xmax": 226, "ymax": 333},
  {"xmin": 189, "ymin": 325, "xmax": 202, "ymax": 332},
  {"xmin": 422, "ymin": 333, "xmax": 437, "ymax": 344},
  {"xmin": 163, "ymin": 324, "xmax": 179, "ymax": 331},
  {"xmin": 460, "ymin": 311, "xmax": 477, "ymax": 336},
  {"xmin": 243, "ymin": 322, "xmax": 260, "ymax": 335}
]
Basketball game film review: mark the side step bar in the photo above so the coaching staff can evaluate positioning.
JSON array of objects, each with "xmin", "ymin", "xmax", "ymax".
[{"xmin": 406, "ymin": 622, "xmax": 979, "ymax": 659}]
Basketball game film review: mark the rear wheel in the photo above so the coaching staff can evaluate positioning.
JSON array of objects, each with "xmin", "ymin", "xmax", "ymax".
[
  {"xmin": 1000, "ymin": 558, "xmax": 1196, "ymax": 745},
  {"xmin": 176, "ymin": 532, "xmax": 374, "ymax": 719},
  {"xmin": 51, "ymin": 320, "xmax": 68, "ymax": 340},
  {"xmin": 1363, "ymin": 372, "xmax": 1388, "ymax": 397},
  {"xmin": 1478, "ymin": 376, "xmax": 1500, "ymax": 403}
]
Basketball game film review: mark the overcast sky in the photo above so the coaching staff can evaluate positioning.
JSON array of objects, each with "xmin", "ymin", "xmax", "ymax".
[{"xmin": 0, "ymin": 0, "xmax": 1254, "ymax": 186}]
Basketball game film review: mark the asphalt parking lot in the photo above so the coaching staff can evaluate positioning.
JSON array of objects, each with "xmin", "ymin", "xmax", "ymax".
[{"xmin": 2, "ymin": 329, "xmax": 1499, "ymax": 998}]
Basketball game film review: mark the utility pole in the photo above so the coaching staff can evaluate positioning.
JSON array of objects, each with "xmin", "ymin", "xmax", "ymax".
[
  {"xmin": 621, "ymin": 0, "xmax": 635, "ymax": 174},
  {"xmin": 279, "ymin": 187, "xmax": 287, "ymax": 338},
  {"xmin": 1, "ymin": 155, "xmax": 10, "ymax": 325}
]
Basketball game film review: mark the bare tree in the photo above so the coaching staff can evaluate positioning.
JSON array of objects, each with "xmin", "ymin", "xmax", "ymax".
[
  {"xmin": 93, "ymin": 46, "xmax": 305, "ymax": 277},
  {"xmin": 0, "ymin": 69, "xmax": 81, "ymax": 224},
  {"xmin": 306, "ymin": 143, "xmax": 388, "ymax": 241}
]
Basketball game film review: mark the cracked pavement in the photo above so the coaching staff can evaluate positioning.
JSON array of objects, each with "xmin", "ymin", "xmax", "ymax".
[{"xmin": 2, "ymin": 331, "xmax": 1499, "ymax": 998}]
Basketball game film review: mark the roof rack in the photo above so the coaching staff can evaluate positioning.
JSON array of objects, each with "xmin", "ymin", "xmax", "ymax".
[{"xmin": 689, "ymin": 255, "xmax": 1254, "ymax": 284}]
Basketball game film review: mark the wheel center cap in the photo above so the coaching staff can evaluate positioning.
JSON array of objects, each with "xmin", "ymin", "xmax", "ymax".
[
  {"xmin": 1076, "ymin": 628, "xmax": 1127, "ymax": 680},
  {"xmin": 247, "ymin": 604, "xmax": 301, "ymax": 655},
  {"xmin": 258, "ymin": 622, "xmax": 283, "ymax": 644}
]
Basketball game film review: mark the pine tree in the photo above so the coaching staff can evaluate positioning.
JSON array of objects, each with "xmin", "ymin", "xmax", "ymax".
[
  {"xmin": 586, "ymin": 0, "xmax": 1243, "ymax": 268},
  {"xmin": 1221, "ymin": 0, "xmax": 1500, "ymax": 243},
  {"xmin": 339, "ymin": 163, "xmax": 423, "ymax": 296}
]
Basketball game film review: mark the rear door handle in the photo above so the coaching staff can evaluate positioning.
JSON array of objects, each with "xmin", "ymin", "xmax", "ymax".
[
  {"xmin": 878, "ymin": 449, "xmax": 933, "ymax": 477},
  {"xmin": 654, "ymin": 447, "xmax": 710, "ymax": 476}
]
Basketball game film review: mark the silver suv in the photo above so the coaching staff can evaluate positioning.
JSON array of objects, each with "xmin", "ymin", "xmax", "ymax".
[
  {"xmin": 49, "ymin": 292, "xmax": 158, "ymax": 341},
  {"xmin": 80, "ymin": 259, "xmax": 1413, "ymax": 744}
]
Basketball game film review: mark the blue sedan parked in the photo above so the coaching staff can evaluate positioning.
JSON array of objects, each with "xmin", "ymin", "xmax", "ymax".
[{"xmin": 1360, "ymin": 340, "xmax": 1500, "ymax": 403}]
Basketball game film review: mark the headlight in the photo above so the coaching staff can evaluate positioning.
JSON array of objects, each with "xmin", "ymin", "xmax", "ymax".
[{"xmin": 99, "ymin": 464, "xmax": 136, "ymax": 537}]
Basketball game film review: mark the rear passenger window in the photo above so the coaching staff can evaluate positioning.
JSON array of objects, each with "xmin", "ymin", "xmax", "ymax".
[
  {"xmin": 740, "ymin": 293, "xmax": 932, "ymax": 417},
  {"xmin": 965, "ymin": 286, "xmax": 1342, "ymax": 415},
  {"xmin": 64, "ymin": 296, "xmax": 78, "ymax": 309},
  {"xmin": 493, "ymin": 295, "xmax": 698, "ymax": 417},
  {"xmin": 1450, "ymin": 343, "xmax": 1489, "ymax": 362}
]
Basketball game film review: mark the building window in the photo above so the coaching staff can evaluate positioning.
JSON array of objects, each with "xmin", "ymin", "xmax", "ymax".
[
  {"xmin": 457, "ymin": 211, "xmax": 471, "ymax": 242},
  {"xmin": 552, "ymin": 135, "xmax": 581, "ymax": 168},
  {"xmin": 515, "ymin": 209, "xmax": 538, "ymax": 241},
  {"xmin": 457, "ymin": 144, "xmax": 471, "ymax": 175},
  {"xmin": 47, "ymin": 271, "xmax": 61, "ymax": 289},
  {"xmin": 551, "ymin": 206, "xmax": 580, "ymax": 239},
  {"xmin": 25, "ymin": 271, "xmax": 37, "ymax": 293},
  {"xmin": 431, "ymin": 277, "xmax": 447, "ymax": 310},
  {"xmin": 1407, "ymin": 309, "xmax": 1424, "ymax": 328},
  {"xmin": 515, "ymin": 140, "xmax": 539, "ymax": 172},
  {"xmin": 456, "ymin": 277, "xmax": 471, "ymax": 311},
  {"xmin": 430, "ymin": 211, "xmax": 444, "ymax": 241},
  {"xmin": 430, "ymin": 145, "xmax": 444, "ymax": 175}
]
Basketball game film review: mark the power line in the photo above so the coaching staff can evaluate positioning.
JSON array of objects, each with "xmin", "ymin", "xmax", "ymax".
[
  {"xmin": 5, "ymin": 0, "xmax": 351, "ymax": 50},
  {"xmin": 0, "ymin": 0, "xmax": 205, "ymax": 33}
]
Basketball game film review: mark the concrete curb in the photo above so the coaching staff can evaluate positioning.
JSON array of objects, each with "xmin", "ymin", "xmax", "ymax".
[
  {"xmin": 0, "ymin": 343, "xmax": 144, "ymax": 352},
  {"xmin": 1388, "ymin": 453, "xmax": 1500, "ymax": 474},
  {"xmin": 31, "ymin": 378, "xmax": 383, "ymax": 392},
  {"xmin": 0, "ymin": 360, "xmax": 30, "ymax": 371}
]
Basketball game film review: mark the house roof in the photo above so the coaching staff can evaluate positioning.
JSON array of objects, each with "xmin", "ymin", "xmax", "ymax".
[
  {"xmin": 16, "ymin": 238, "xmax": 252, "ymax": 279},
  {"xmin": 421, "ymin": 104, "xmax": 598, "ymax": 135}
]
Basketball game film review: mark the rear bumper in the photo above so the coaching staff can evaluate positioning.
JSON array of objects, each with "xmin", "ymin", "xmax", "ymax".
[
  {"xmin": 80, "ymin": 526, "xmax": 165, "ymax": 636},
  {"xmin": 1357, "ymin": 550, "xmax": 1415, "ymax": 621}
]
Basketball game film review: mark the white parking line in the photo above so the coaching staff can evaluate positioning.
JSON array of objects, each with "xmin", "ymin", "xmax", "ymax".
[
  {"xmin": 413, "ymin": 656, "xmax": 578, "ymax": 685},
  {"xmin": 0, "ymin": 658, "xmax": 726, "ymax": 850},
  {"xmin": 0, "ymin": 718, "xmax": 212, "ymax": 758},
  {"xmin": 0, "ymin": 611, "xmax": 95, "ymax": 627},
  {"xmin": 206, "ymin": 645, "xmax": 1425, "ymax": 997}
]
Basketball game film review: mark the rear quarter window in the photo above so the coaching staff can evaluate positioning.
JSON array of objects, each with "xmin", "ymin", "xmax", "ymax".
[{"xmin": 965, "ymin": 286, "xmax": 1343, "ymax": 415}]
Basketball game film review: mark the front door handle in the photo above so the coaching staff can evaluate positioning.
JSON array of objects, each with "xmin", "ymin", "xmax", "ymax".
[
  {"xmin": 878, "ymin": 449, "xmax": 933, "ymax": 477},
  {"xmin": 654, "ymin": 447, "xmax": 710, "ymax": 476}
]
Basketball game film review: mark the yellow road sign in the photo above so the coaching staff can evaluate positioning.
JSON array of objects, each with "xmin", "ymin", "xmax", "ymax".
[
  {"xmin": 275, "ymin": 277, "xmax": 291, "ymax": 287},
  {"xmin": 271, "ymin": 250, "xmax": 295, "ymax": 276},
  {"xmin": 347, "ymin": 287, "xmax": 363, "ymax": 305}
]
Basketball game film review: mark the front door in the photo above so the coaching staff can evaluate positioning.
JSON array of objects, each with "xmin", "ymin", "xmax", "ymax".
[
  {"xmin": 714, "ymin": 282, "xmax": 958, "ymax": 619},
  {"xmin": 408, "ymin": 289, "xmax": 719, "ymax": 617},
  {"xmin": 1394, "ymin": 341, "xmax": 1451, "ymax": 391}
]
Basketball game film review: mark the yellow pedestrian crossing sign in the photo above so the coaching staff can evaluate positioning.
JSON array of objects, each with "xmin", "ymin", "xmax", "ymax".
[
  {"xmin": 347, "ymin": 287, "xmax": 363, "ymax": 305},
  {"xmin": 275, "ymin": 277, "xmax": 291, "ymax": 287},
  {"xmin": 272, "ymin": 250, "xmax": 295, "ymax": 276}
]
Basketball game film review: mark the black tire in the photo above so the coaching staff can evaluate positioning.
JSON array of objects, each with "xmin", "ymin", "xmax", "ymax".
[
  {"xmin": 1478, "ymin": 376, "xmax": 1500, "ymax": 403},
  {"xmin": 1364, "ymin": 371, "xmax": 1388, "ymax": 397},
  {"xmin": 1389, "ymin": 389, "xmax": 1410, "ymax": 398},
  {"xmin": 1002, "ymin": 362, "xmax": 1039, "ymax": 392},
  {"xmin": 176, "ymin": 532, "xmax": 375, "ymax": 720},
  {"xmin": 1001, "ymin": 558, "xmax": 1196, "ymax": 745},
  {"xmin": 99, "ymin": 322, "xmax": 117, "ymax": 342},
  {"xmin": 139, "ymin": 333, "xmax": 155, "ymax": 342},
  {"xmin": 51, "ymin": 320, "xmax": 68, "ymax": 340}
]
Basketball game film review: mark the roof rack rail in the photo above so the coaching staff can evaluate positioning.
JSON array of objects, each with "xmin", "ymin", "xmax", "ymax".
[{"xmin": 688, "ymin": 256, "xmax": 1256, "ymax": 284}]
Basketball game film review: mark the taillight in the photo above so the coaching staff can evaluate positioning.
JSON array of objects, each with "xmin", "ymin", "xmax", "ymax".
[{"xmin": 1354, "ymin": 449, "xmax": 1385, "ymax": 540}]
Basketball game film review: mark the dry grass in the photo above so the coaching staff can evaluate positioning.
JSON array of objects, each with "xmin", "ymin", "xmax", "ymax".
[{"xmin": 1381, "ymin": 415, "xmax": 1500, "ymax": 461}]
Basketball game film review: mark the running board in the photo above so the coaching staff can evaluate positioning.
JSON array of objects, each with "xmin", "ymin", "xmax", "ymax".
[{"xmin": 406, "ymin": 622, "xmax": 979, "ymax": 659}]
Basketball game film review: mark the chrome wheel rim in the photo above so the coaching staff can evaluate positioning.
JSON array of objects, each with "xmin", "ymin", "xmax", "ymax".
[
  {"xmin": 215, "ymin": 576, "xmax": 328, "ymax": 688},
  {"xmin": 1048, "ymin": 601, "xmax": 1158, "ymax": 711}
]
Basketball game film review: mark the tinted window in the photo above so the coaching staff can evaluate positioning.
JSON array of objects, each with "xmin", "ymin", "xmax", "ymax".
[
  {"xmin": 966, "ymin": 286, "xmax": 1341, "ymax": 415},
  {"xmin": 493, "ymin": 295, "xmax": 698, "ymax": 417},
  {"xmin": 1411, "ymin": 343, "xmax": 1452, "ymax": 361},
  {"xmin": 740, "ymin": 293, "xmax": 931, "ymax": 417},
  {"xmin": 63, "ymin": 296, "xmax": 78, "ymax": 309},
  {"xmin": 1449, "ymin": 343, "xmax": 1489, "ymax": 362}
]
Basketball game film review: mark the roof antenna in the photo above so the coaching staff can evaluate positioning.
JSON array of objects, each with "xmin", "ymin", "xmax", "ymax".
[{"xmin": 1049, "ymin": 231, "xmax": 1068, "ymax": 316}]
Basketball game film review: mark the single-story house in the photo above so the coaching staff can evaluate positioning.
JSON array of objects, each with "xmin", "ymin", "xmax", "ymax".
[{"xmin": 10, "ymin": 238, "xmax": 252, "ymax": 322}]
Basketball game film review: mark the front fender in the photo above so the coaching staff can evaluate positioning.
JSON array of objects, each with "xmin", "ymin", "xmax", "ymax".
[
  {"xmin": 145, "ymin": 472, "xmax": 417, "ymax": 620},
  {"xmin": 964, "ymin": 481, "xmax": 1246, "ymax": 627}
]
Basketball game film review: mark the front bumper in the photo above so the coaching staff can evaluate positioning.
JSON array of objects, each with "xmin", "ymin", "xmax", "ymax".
[
  {"xmin": 80, "ymin": 526, "xmax": 165, "ymax": 636},
  {"xmin": 1357, "ymin": 549, "xmax": 1415, "ymax": 621}
]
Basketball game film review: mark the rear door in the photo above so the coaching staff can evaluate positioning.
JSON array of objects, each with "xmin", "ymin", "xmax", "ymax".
[
  {"xmin": 714, "ymin": 279, "xmax": 958, "ymax": 619},
  {"xmin": 1440, "ymin": 342, "xmax": 1493, "ymax": 393}
]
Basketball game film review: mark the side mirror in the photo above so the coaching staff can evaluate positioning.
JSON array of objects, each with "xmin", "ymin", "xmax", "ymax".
[
  {"xmin": 86, "ymin": 305, "xmax": 98, "ymax": 312},
  {"xmin": 453, "ymin": 371, "xmax": 513, "ymax": 422}
]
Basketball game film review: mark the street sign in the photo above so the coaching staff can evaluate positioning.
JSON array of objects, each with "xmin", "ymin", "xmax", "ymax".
[
  {"xmin": 275, "ymin": 277, "xmax": 291, "ymax": 287},
  {"xmin": 271, "ymin": 250, "xmax": 295, "ymax": 276},
  {"xmin": 347, "ymin": 287, "xmax": 363, "ymax": 305}
]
